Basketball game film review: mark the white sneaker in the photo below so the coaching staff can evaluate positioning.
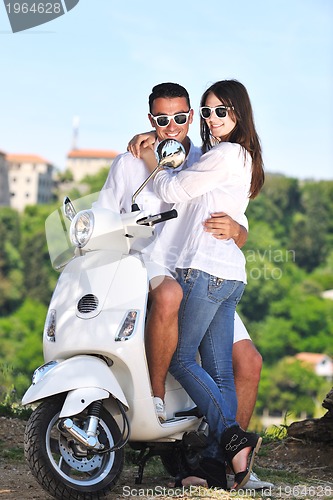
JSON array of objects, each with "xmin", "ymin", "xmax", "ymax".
[
  {"xmin": 153, "ymin": 397, "xmax": 167, "ymax": 421},
  {"xmin": 226, "ymin": 471, "xmax": 274, "ymax": 490}
]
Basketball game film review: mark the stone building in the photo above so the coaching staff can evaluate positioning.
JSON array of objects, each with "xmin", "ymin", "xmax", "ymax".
[
  {"xmin": 66, "ymin": 149, "xmax": 118, "ymax": 182},
  {"xmin": 295, "ymin": 352, "xmax": 333, "ymax": 380},
  {"xmin": 7, "ymin": 154, "xmax": 55, "ymax": 211},
  {"xmin": 0, "ymin": 150, "xmax": 10, "ymax": 206}
]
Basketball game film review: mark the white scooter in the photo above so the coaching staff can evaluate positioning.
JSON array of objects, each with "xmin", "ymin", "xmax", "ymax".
[{"xmin": 22, "ymin": 140, "xmax": 206, "ymax": 500}]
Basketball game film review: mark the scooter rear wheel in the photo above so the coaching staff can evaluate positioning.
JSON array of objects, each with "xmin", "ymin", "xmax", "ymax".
[{"xmin": 24, "ymin": 395, "xmax": 124, "ymax": 499}]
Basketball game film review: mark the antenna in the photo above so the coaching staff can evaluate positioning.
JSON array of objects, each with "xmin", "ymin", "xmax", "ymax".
[{"xmin": 72, "ymin": 116, "xmax": 80, "ymax": 150}]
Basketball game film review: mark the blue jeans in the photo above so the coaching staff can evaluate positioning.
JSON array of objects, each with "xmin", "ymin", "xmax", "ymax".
[{"xmin": 169, "ymin": 268, "xmax": 245, "ymax": 454}]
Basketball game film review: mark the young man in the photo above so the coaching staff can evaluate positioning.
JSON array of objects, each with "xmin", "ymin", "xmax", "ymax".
[{"xmin": 96, "ymin": 83, "xmax": 270, "ymax": 490}]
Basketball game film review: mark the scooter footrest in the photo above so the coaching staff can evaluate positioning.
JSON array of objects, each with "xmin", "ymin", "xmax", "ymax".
[{"xmin": 175, "ymin": 406, "xmax": 203, "ymax": 418}]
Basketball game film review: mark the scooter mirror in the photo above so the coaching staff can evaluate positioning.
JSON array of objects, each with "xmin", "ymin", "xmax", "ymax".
[
  {"xmin": 131, "ymin": 139, "xmax": 185, "ymax": 211},
  {"xmin": 156, "ymin": 139, "xmax": 186, "ymax": 169}
]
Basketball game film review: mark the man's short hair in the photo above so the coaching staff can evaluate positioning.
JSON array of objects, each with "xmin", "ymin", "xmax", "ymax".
[{"xmin": 149, "ymin": 83, "xmax": 191, "ymax": 113}]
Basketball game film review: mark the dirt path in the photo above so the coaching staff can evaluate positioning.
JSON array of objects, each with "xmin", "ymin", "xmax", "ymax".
[{"xmin": 1, "ymin": 416, "xmax": 333, "ymax": 499}]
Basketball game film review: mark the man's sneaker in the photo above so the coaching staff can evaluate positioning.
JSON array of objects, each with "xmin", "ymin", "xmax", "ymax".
[
  {"xmin": 153, "ymin": 397, "xmax": 167, "ymax": 421},
  {"xmin": 226, "ymin": 471, "xmax": 274, "ymax": 490}
]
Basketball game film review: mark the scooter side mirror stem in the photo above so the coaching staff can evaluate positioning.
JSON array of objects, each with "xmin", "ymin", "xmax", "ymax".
[{"xmin": 131, "ymin": 139, "xmax": 186, "ymax": 212}]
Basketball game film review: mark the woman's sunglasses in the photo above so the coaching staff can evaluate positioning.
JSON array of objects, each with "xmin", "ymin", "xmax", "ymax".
[
  {"xmin": 150, "ymin": 111, "xmax": 191, "ymax": 128},
  {"xmin": 200, "ymin": 106, "xmax": 234, "ymax": 119}
]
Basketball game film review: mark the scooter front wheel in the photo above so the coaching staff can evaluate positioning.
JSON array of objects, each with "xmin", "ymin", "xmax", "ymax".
[{"xmin": 24, "ymin": 395, "xmax": 124, "ymax": 500}]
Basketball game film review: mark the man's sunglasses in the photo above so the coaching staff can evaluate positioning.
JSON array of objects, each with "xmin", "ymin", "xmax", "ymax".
[
  {"xmin": 200, "ymin": 106, "xmax": 234, "ymax": 119},
  {"xmin": 150, "ymin": 111, "xmax": 191, "ymax": 128}
]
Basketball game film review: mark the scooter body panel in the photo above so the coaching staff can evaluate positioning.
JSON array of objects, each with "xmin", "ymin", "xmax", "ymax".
[
  {"xmin": 43, "ymin": 251, "xmax": 148, "ymax": 361},
  {"xmin": 22, "ymin": 355, "xmax": 128, "ymax": 408}
]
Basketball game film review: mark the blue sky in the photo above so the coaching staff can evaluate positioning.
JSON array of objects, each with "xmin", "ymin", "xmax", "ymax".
[{"xmin": 0, "ymin": 0, "xmax": 332, "ymax": 180}]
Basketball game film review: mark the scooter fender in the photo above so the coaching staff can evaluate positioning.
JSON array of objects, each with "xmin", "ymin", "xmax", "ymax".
[
  {"xmin": 22, "ymin": 355, "xmax": 128, "ymax": 414},
  {"xmin": 59, "ymin": 387, "xmax": 110, "ymax": 418}
]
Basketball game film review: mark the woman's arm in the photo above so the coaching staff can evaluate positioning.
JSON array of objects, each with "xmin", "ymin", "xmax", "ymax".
[{"xmin": 153, "ymin": 144, "xmax": 234, "ymax": 203}]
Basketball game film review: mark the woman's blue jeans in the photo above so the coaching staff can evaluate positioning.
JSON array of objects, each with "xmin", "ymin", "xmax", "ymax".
[{"xmin": 169, "ymin": 268, "xmax": 245, "ymax": 448}]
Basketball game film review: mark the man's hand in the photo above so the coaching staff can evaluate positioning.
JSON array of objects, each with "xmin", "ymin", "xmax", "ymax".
[
  {"xmin": 127, "ymin": 131, "xmax": 157, "ymax": 158},
  {"xmin": 203, "ymin": 212, "xmax": 248, "ymax": 248},
  {"xmin": 139, "ymin": 145, "xmax": 158, "ymax": 173}
]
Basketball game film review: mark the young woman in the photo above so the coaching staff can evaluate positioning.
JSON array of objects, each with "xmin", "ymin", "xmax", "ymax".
[{"xmin": 139, "ymin": 79, "xmax": 265, "ymax": 489}]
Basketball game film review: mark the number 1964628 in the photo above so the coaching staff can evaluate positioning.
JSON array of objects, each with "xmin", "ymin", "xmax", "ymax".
[{"xmin": 6, "ymin": 3, "xmax": 62, "ymax": 14}]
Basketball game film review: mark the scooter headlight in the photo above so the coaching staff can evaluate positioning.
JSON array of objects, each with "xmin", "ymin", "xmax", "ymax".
[
  {"xmin": 70, "ymin": 210, "xmax": 94, "ymax": 248},
  {"xmin": 32, "ymin": 360, "xmax": 58, "ymax": 385}
]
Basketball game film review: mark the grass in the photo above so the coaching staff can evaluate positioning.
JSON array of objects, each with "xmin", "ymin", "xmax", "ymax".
[
  {"xmin": 0, "ymin": 438, "xmax": 25, "ymax": 462},
  {"xmin": 0, "ymin": 402, "xmax": 28, "ymax": 464},
  {"xmin": 0, "ymin": 402, "xmax": 33, "ymax": 420}
]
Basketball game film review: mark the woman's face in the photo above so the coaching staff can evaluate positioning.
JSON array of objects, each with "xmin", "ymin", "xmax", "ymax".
[{"xmin": 203, "ymin": 92, "xmax": 236, "ymax": 140}]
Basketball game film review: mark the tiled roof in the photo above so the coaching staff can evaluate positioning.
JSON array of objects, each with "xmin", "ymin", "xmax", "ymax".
[
  {"xmin": 6, "ymin": 154, "xmax": 51, "ymax": 164},
  {"xmin": 67, "ymin": 149, "xmax": 118, "ymax": 159},
  {"xmin": 295, "ymin": 352, "xmax": 329, "ymax": 364}
]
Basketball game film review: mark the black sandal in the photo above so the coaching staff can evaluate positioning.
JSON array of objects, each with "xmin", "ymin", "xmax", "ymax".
[{"xmin": 220, "ymin": 425, "xmax": 262, "ymax": 489}]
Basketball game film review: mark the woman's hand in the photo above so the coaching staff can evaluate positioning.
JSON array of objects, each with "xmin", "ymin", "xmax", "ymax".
[{"xmin": 127, "ymin": 131, "xmax": 157, "ymax": 158}]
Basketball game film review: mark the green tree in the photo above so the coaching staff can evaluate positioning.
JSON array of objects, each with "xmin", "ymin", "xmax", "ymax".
[
  {"xmin": 0, "ymin": 207, "xmax": 21, "ymax": 247},
  {"xmin": 270, "ymin": 286, "xmax": 333, "ymax": 353},
  {"xmin": 20, "ymin": 205, "xmax": 57, "ymax": 303},
  {"xmin": 257, "ymin": 358, "xmax": 326, "ymax": 417},
  {"xmin": 0, "ymin": 208, "xmax": 25, "ymax": 313},
  {"xmin": 239, "ymin": 221, "xmax": 305, "ymax": 322},
  {"xmin": 22, "ymin": 231, "xmax": 53, "ymax": 304},
  {"xmin": 310, "ymin": 250, "xmax": 333, "ymax": 291},
  {"xmin": 0, "ymin": 298, "xmax": 46, "ymax": 400},
  {"xmin": 289, "ymin": 181, "xmax": 333, "ymax": 271},
  {"xmin": 252, "ymin": 317, "xmax": 300, "ymax": 364},
  {"xmin": 247, "ymin": 174, "xmax": 301, "ymax": 244},
  {"xmin": 81, "ymin": 167, "xmax": 110, "ymax": 194},
  {"xmin": 57, "ymin": 168, "xmax": 74, "ymax": 183}
]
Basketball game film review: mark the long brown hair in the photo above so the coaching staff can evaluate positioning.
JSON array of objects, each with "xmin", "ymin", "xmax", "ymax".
[{"xmin": 200, "ymin": 80, "xmax": 264, "ymax": 198}]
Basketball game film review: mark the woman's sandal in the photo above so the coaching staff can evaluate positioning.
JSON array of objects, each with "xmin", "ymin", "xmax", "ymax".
[{"xmin": 220, "ymin": 425, "xmax": 262, "ymax": 490}]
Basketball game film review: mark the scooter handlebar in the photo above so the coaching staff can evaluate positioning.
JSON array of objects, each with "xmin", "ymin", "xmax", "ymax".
[{"xmin": 136, "ymin": 209, "xmax": 178, "ymax": 226}]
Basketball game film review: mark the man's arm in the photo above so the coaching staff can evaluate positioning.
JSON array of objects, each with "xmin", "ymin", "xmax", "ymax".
[
  {"xmin": 203, "ymin": 212, "xmax": 248, "ymax": 248},
  {"xmin": 127, "ymin": 131, "xmax": 157, "ymax": 158}
]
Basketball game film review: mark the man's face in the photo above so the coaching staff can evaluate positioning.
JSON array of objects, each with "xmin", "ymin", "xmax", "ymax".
[{"xmin": 148, "ymin": 97, "xmax": 193, "ymax": 146}]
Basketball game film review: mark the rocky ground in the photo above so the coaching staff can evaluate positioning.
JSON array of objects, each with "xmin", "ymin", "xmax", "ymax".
[{"xmin": 1, "ymin": 416, "xmax": 333, "ymax": 499}]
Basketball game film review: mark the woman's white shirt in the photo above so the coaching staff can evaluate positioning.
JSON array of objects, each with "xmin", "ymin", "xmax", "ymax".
[{"xmin": 151, "ymin": 142, "xmax": 252, "ymax": 283}]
